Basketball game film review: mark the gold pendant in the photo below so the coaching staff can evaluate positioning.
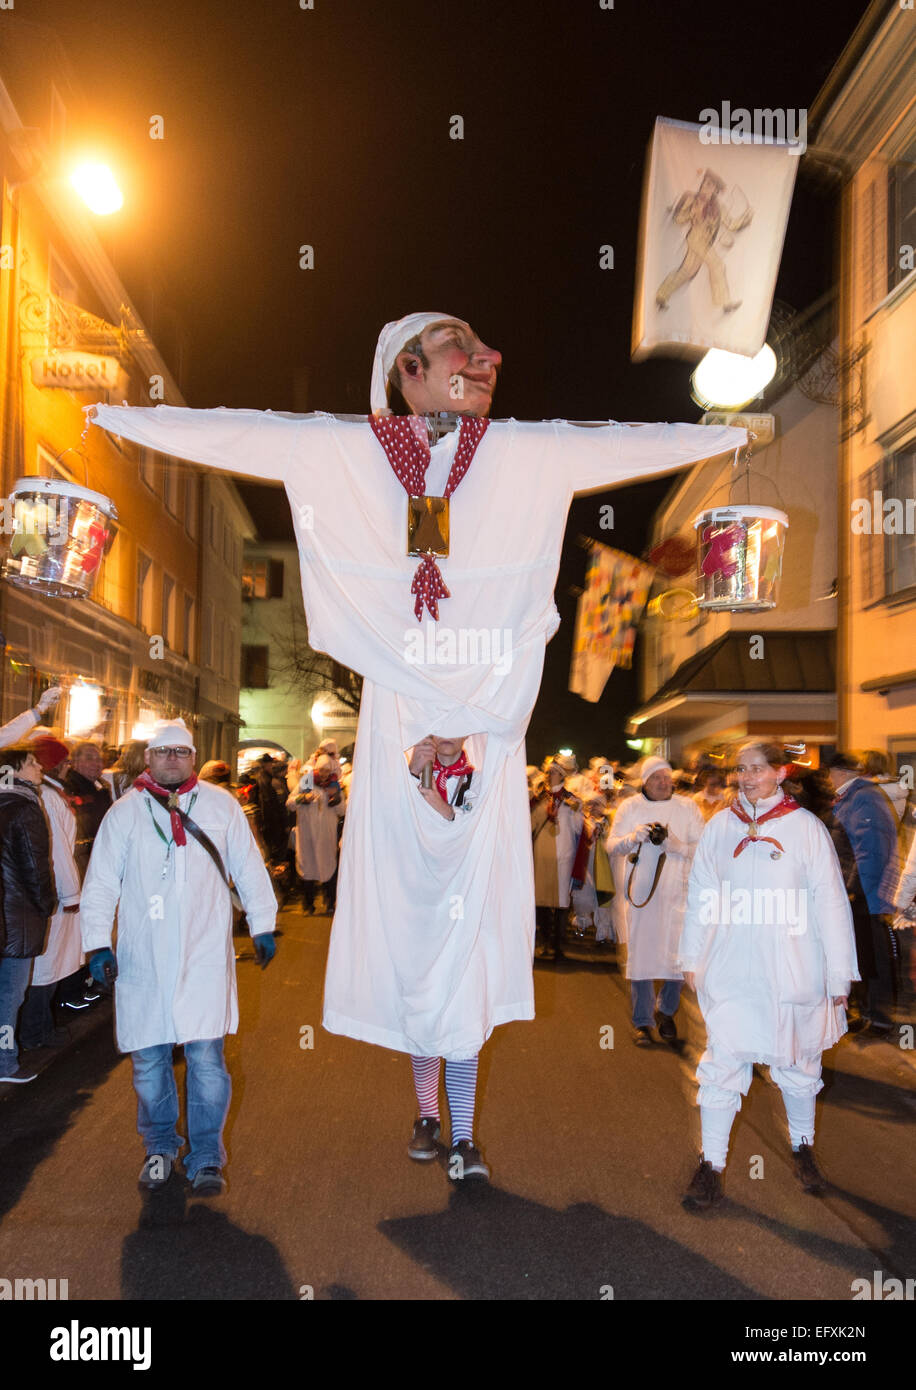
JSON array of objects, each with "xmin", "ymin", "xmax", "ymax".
[
  {"xmin": 407, "ymin": 496, "xmax": 449, "ymax": 557},
  {"xmin": 167, "ymin": 791, "xmax": 179, "ymax": 810}
]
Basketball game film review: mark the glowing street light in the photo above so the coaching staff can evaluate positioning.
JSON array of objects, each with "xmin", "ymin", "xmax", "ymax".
[
  {"xmin": 69, "ymin": 162, "xmax": 123, "ymax": 215},
  {"xmin": 690, "ymin": 343, "xmax": 777, "ymax": 410}
]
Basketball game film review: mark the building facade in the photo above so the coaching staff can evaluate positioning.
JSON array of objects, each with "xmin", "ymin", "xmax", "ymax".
[
  {"xmin": 632, "ymin": 336, "xmax": 840, "ymax": 767},
  {"xmin": 0, "ymin": 34, "xmax": 252, "ymax": 761},
  {"xmin": 811, "ymin": 2, "xmax": 916, "ymax": 776}
]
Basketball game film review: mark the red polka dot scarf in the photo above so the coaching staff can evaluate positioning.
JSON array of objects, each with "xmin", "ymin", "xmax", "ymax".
[{"xmin": 369, "ymin": 414, "xmax": 490, "ymax": 620}]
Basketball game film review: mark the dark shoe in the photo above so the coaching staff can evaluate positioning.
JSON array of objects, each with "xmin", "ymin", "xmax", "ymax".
[
  {"xmin": 407, "ymin": 1116, "xmax": 441, "ymax": 1162},
  {"xmin": 632, "ymin": 1025, "xmax": 654, "ymax": 1047},
  {"xmin": 62, "ymin": 998, "xmax": 90, "ymax": 1012},
  {"xmin": 0, "ymin": 1066, "xmax": 38, "ymax": 1084},
  {"xmin": 682, "ymin": 1158, "xmax": 723, "ymax": 1211},
  {"xmin": 138, "ymin": 1154, "xmax": 175, "ymax": 1190},
  {"xmin": 447, "ymin": 1140, "xmax": 490, "ymax": 1182},
  {"xmin": 23, "ymin": 1027, "xmax": 70, "ymax": 1051},
  {"xmin": 793, "ymin": 1142, "xmax": 826, "ymax": 1196},
  {"xmin": 82, "ymin": 988, "xmax": 102, "ymax": 1003},
  {"xmin": 655, "ymin": 1011, "xmax": 677, "ymax": 1042},
  {"xmin": 191, "ymin": 1166, "xmax": 226, "ymax": 1196}
]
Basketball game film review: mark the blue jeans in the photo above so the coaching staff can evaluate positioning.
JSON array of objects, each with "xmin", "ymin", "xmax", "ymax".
[
  {"xmin": 130, "ymin": 1038, "xmax": 231, "ymax": 1178},
  {"xmin": 631, "ymin": 978, "xmax": 682, "ymax": 1028},
  {"xmin": 0, "ymin": 957, "xmax": 34, "ymax": 1076}
]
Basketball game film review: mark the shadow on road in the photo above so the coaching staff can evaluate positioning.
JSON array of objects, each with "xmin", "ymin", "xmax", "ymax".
[
  {"xmin": 379, "ymin": 1186, "xmax": 764, "ymax": 1299},
  {"xmin": 122, "ymin": 1182, "xmax": 298, "ymax": 1300},
  {"xmin": 819, "ymin": 1059, "xmax": 916, "ymax": 1127},
  {"xmin": 0, "ymin": 1017, "xmax": 123, "ymax": 1223}
]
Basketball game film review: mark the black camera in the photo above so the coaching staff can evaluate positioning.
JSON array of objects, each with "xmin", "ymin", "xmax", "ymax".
[{"xmin": 647, "ymin": 822, "xmax": 668, "ymax": 846}]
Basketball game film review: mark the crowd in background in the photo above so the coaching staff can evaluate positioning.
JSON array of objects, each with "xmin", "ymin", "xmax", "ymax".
[
  {"xmin": 528, "ymin": 745, "xmax": 916, "ymax": 1037},
  {"xmin": 0, "ymin": 687, "xmax": 350, "ymax": 1083}
]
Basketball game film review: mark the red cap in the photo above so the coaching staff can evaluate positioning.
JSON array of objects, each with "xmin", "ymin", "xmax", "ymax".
[{"xmin": 31, "ymin": 735, "xmax": 70, "ymax": 770}]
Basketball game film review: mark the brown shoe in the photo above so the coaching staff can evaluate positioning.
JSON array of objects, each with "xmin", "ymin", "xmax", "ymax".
[
  {"xmin": 682, "ymin": 1158, "xmax": 723, "ymax": 1211},
  {"xmin": 793, "ymin": 1142, "xmax": 826, "ymax": 1196}
]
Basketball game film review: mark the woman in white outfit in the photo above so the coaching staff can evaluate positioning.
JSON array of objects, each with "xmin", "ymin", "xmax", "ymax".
[{"xmin": 678, "ymin": 741, "xmax": 858, "ymax": 1210}]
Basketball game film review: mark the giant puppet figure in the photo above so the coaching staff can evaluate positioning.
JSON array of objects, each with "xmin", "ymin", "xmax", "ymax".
[{"xmin": 87, "ymin": 313, "xmax": 745, "ymax": 1176}]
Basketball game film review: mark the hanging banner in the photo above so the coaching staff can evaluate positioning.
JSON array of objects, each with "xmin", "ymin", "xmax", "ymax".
[
  {"xmin": 633, "ymin": 116, "xmax": 799, "ymax": 362},
  {"xmin": 569, "ymin": 544, "xmax": 655, "ymax": 703}
]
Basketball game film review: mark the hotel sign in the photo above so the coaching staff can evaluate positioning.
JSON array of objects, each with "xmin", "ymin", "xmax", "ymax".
[{"xmin": 31, "ymin": 352, "xmax": 127, "ymax": 394}]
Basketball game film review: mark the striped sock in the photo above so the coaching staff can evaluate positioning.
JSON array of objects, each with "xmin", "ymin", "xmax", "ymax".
[
  {"xmin": 410, "ymin": 1055, "xmax": 441, "ymax": 1120},
  {"xmin": 444, "ymin": 1056, "xmax": 479, "ymax": 1144}
]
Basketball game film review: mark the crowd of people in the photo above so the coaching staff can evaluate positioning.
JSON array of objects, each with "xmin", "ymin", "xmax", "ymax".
[
  {"xmin": 0, "ymin": 688, "xmax": 348, "ymax": 1098},
  {"xmin": 2, "ymin": 680, "xmax": 915, "ymax": 1206},
  {"xmin": 528, "ymin": 742, "xmax": 915, "ymax": 1204}
]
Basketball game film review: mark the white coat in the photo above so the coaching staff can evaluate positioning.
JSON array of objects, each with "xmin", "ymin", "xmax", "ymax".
[
  {"xmin": 679, "ymin": 790, "xmax": 859, "ymax": 1067},
  {"xmin": 894, "ymin": 833, "xmax": 916, "ymax": 912},
  {"xmin": 32, "ymin": 780, "xmax": 83, "ymax": 986},
  {"xmin": 87, "ymin": 401, "xmax": 743, "ymax": 1059},
  {"xmin": 532, "ymin": 792, "xmax": 584, "ymax": 909},
  {"xmin": 79, "ymin": 780, "xmax": 277, "ymax": 1053},
  {"xmin": 606, "ymin": 792, "xmax": 704, "ymax": 980},
  {"xmin": 287, "ymin": 780, "xmax": 345, "ymax": 883},
  {"xmin": 570, "ymin": 818, "xmax": 614, "ymax": 936}
]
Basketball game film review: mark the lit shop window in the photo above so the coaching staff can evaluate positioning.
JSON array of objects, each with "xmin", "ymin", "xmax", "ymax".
[{"xmin": 241, "ymin": 558, "xmax": 284, "ymax": 599}]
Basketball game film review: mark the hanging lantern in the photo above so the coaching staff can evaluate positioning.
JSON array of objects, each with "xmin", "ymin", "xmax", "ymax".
[
  {"xmin": 693, "ymin": 504, "xmax": 788, "ymax": 613},
  {"xmin": 1, "ymin": 477, "xmax": 118, "ymax": 600}
]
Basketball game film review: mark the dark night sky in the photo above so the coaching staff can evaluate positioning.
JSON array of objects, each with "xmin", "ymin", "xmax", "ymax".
[{"xmin": 22, "ymin": 0, "xmax": 873, "ymax": 761}]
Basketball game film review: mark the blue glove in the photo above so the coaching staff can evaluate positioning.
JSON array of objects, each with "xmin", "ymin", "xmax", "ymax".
[
  {"xmin": 88, "ymin": 948, "xmax": 118, "ymax": 985},
  {"xmin": 253, "ymin": 933, "xmax": 276, "ymax": 969},
  {"xmin": 571, "ymin": 878, "xmax": 584, "ymax": 891}
]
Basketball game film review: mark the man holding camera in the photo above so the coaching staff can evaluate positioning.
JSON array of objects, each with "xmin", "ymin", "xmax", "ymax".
[{"xmin": 606, "ymin": 756, "xmax": 704, "ymax": 1045}]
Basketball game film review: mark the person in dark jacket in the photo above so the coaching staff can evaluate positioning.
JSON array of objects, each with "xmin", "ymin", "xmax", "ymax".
[
  {"xmin": 63, "ymin": 740, "xmax": 113, "ymax": 881},
  {"xmin": 791, "ymin": 768, "xmax": 874, "ymax": 1029},
  {"xmin": 828, "ymin": 753, "xmax": 900, "ymax": 1036},
  {"xmin": 0, "ymin": 745, "xmax": 57, "ymax": 1082}
]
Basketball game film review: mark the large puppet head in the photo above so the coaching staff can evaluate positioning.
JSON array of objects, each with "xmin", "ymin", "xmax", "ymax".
[{"xmin": 371, "ymin": 313, "xmax": 501, "ymax": 418}]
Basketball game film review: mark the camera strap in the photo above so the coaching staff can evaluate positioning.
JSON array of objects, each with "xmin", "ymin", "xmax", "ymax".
[
  {"xmin": 626, "ymin": 843, "xmax": 667, "ymax": 909},
  {"xmin": 144, "ymin": 788, "xmax": 243, "ymax": 911}
]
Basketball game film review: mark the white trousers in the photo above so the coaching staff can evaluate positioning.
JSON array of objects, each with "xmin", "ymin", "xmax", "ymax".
[{"xmin": 697, "ymin": 1044, "xmax": 822, "ymax": 1168}]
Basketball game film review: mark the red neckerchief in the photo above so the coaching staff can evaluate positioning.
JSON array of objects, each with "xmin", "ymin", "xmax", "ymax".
[
  {"xmin": 134, "ymin": 772, "xmax": 199, "ymax": 846},
  {"xmin": 433, "ymin": 751, "xmax": 473, "ymax": 803},
  {"xmin": 369, "ymin": 414, "xmax": 490, "ymax": 621},
  {"xmin": 730, "ymin": 794, "xmax": 800, "ymax": 858},
  {"xmin": 546, "ymin": 789, "xmax": 568, "ymax": 824}
]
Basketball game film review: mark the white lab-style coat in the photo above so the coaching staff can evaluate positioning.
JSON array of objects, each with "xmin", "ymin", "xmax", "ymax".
[
  {"xmin": 679, "ymin": 790, "xmax": 859, "ymax": 1067},
  {"xmin": 32, "ymin": 779, "xmax": 83, "ymax": 986},
  {"xmin": 287, "ymin": 779, "xmax": 345, "ymax": 882},
  {"xmin": 87, "ymin": 401, "xmax": 743, "ymax": 1059},
  {"xmin": 894, "ymin": 833, "xmax": 916, "ymax": 912},
  {"xmin": 532, "ymin": 790, "xmax": 584, "ymax": 909},
  {"xmin": 606, "ymin": 792, "xmax": 704, "ymax": 979},
  {"xmin": 79, "ymin": 780, "xmax": 276, "ymax": 1053}
]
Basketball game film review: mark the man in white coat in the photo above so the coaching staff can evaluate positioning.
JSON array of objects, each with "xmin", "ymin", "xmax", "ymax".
[
  {"xmin": 606, "ymin": 756, "xmax": 704, "ymax": 1044},
  {"xmin": 532, "ymin": 753, "xmax": 584, "ymax": 961},
  {"xmin": 79, "ymin": 721, "xmax": 277, "ymax": 1195},
  {"xmin": 678, "ymin": 741, "xmax": 858, "ymax": 1210},
  {"xmin": 86, "ymin": 312, "xmax": 745, "ymax": 1174},
  {"xmin": 287, "ymin": 755, "xmax": 346, "ymax": 913}
]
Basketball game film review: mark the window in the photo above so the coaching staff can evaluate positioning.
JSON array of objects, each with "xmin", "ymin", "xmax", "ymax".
[
  {"xmin": 161, "ymin": 573, "xmax": 175, "ymax": 647},
  {"xmin": 861, "ymin": 447, "xmax": 916, "ymax": 604},
  {"xmin": 887, "ymin": 135, "xmax": 916, "ymax": 296},
  {"xmin": 185, "ymin": 474, "xmax": 198, "ymax": 538},
  {"xmin": 242, "ymin": 645, "xmax": 270, "ymax": 688},
  {"xmin": 48, "ymin": 246, "xmax": 77, "ymax": 302},
  {"xmin": 137, "ymin": 551, "xmax": 154, "ymax": 632},
  {"xmin": 183, "ymin": 594, "xmax": 194, "ymax": 659},
  {"xmin": 201, "ymin": 602, "xmax": 213, "ymax": 667},
  {"xmin": 241, "ymin": 558, "xmax": 284, "ymax": 599},
  {"xmin": 210, "ymin": 502, "xmax": 222, "ymax": 553},
  {"xmin": 139, "ymin": 447, "xmax": 157, "ymax": 492},
  {"xmin": 163, "ymin": 458, "xmax": 180, "ymax": 518},
  {"xmin": 223, "ymin": 521, "xmax": 232, "ymax": 568}
]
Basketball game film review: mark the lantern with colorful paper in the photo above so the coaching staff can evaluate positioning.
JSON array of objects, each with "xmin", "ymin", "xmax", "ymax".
[
  {"xmin": 1, "ymin": 476, "xmax": 118, "ymax": 600},
  {"xmin": 693, "ymin": 503, "xmax": 788, "ymax": 612}
]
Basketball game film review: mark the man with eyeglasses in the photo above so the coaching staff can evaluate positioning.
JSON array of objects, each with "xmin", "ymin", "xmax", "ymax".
[{"xmin": 79, "ymin": 720, "xmax": 277, "ymax": 1195}]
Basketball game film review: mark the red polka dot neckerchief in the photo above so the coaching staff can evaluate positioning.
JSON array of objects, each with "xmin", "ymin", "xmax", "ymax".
[
  {"xmin": 369, "ymin": 414, "xmax": 490, "ymax": 621},
  {"xmin": 729, "ymin": 794, "xmax": 800, "ymax": 859}
]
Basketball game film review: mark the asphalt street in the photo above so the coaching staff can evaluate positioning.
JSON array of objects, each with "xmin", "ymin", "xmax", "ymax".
[{"xmin": 1, "ymin": 907, "xmax": 914, "ymax": 1302}]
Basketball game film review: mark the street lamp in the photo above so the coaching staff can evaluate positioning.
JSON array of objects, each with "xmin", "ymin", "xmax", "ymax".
[
  {"xmin": 690, "ymin": 343, "xmax": 777, "ymax": 410},
  {"xmin": 69, "ymin": 162, "xmax": 123, "ymax": 215}
]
